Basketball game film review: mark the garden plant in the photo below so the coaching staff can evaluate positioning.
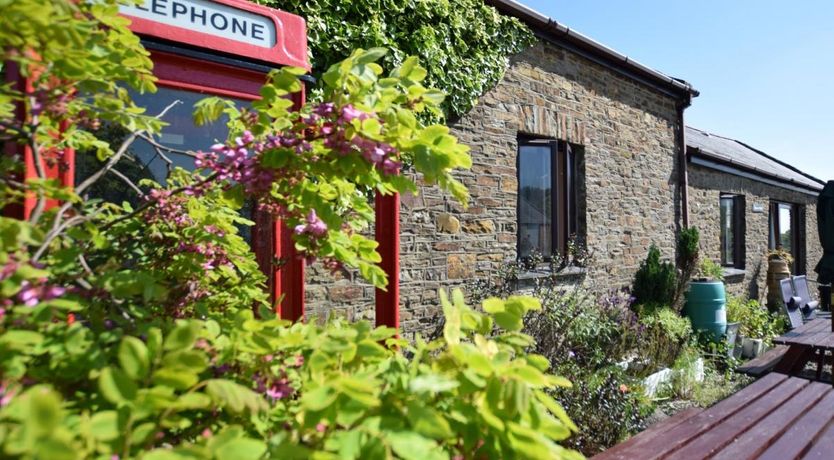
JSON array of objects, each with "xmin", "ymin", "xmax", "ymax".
[{"xmin": 0, "ymin": 1, "xmax": 580, "ymax": 459}]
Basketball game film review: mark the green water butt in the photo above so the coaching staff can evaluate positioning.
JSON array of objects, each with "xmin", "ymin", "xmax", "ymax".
[{"xmin": 685, "ymin": 281, "xmax": 727, "ymax": 341}]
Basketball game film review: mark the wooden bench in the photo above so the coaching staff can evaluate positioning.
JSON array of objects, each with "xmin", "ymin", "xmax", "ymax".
[
  {"xmin": 736, "ymin": 345, "xmax": 789, "ymax": 377},
  {"xmin": 592, "ymin": 373, "xmax": 834, "ymax": 459}
]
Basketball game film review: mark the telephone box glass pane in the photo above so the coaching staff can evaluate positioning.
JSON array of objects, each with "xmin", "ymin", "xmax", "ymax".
[
  {"xmin": 75, "ymin": 86, "xmax": 251, "ymax": 239},
  {"xmin": 76, "ymin": 86, "xmax": 247, "ymax": 196}
]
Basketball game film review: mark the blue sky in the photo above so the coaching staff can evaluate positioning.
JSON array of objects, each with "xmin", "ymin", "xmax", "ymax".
[{"xmin": 521, "ymin": 0, "xmax": 834, "ymax": 183}]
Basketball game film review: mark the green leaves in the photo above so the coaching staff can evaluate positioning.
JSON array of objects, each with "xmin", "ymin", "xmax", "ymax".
[
  {"xmin": 205, "ymin": 379, "xmax": 267, "ymax": 414},
  {"xmin": 483, "ymin": 296, "xmax": 542, "ymax": 332},
  {"xmin": 99, "ymin": 367, "xmax": 137, "ymax": 404},
  {"xmin": 261, "ymin": 0, "xmax": 534, "ymax": 119},
  {"xmin": 119, "ymin": 337, "xmax": 150, "ymax": 380},
  {"xmin": 164, "ymin": 321, "xmax": 200, "ymax": 352}
]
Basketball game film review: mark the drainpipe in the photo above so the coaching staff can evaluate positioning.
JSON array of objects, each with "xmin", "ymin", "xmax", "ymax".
[{"xmin": 678, "ymin": 95, "xmax": 692, "ymax": 228}]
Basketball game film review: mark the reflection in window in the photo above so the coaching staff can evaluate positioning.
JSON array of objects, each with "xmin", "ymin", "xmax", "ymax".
[
  {"xmin": 518, "ymin": 145, "xmax": 552, "ymax": 258},
  {"xmin": 75, "ymin": 86, "xmax": 251, "ymax": 239},
  {"xmin": 720, "ymin": 197, "xmax": 735, "ymax": 266},
  {"xmin": 76, "ymin": 87, "xmax": 246, "ymax": 195},
  {"xmin": 720, "ymin": 194, "xmax": 744, "ymax": 268},
  {"xmin": 517, "ymin": 138, "xmax": 578, "ymax": 260},
  {"xmin": 769, "ymin": 201, "xmax": 802, "ymax": 274}
]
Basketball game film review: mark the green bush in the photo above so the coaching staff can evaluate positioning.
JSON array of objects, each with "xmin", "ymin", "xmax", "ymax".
[
  {"xmin": 551, "ymin": 365, "xmax": 649, "ymax": 456},
  {"xmin": 0, "ymin": 284, "xmax": 582, "ymax": 459},
  {"xmin": 261, "ymin": 0, "xmax": 536, "ymax": 119},
  {"xmin": 674, "ymin": 227, "xmax": 700, "ymax": 308},
  {"xmin": 526, "ymin": 287, "xmax": 641, "ymax": 372},
  {"xmin": 636, "ymin": 307, "xmax": 693, "ymax": 372},
  {"xmin": 677, "ymin": 227, "xmax": 700, "ymax": 269},
  {"xmin": 633, "ymin": 245, "xmax": 677, "ymax": 307},
  {"xmin": 522, "ymin": 285, "xmax": 651, "ymax": 456},
  {"xmin": 669, "ymin": 346, "xmax": 701, "ymax": 399}
]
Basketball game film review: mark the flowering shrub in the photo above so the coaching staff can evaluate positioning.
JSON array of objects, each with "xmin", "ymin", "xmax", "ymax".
[{"xmin": 0, "ymin": 1, "xmax": 579, "ymax": 459}]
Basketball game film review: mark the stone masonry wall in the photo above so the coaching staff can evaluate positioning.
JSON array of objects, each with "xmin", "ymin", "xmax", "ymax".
[
  {"xmin": 304, "ymin": 39, "xmax": 685, "ymax": 337},
  {"xmin": 687, "ymin": 163, "xmax": 822, "ymax": 302}
]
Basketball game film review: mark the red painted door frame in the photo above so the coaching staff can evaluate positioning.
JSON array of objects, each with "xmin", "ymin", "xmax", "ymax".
[
  {"xmin": 375, "ymin": 192, "xmax": 400, "ymax": 329},
  {"xmin": 150, "ymin": 49, "xmax": 306, "ymax": 320}
]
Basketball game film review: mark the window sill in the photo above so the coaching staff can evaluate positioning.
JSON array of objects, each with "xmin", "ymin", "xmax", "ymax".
[
  {"xmin": 723, "ymin": 268, "xmax": 746, "ymax": 280},
  {"xmin": 515, "ymin": 266, "xmax": 587, "ymax": 290}
]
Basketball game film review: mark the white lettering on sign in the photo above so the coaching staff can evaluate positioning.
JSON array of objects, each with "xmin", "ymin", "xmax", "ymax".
[{"xmin": 120, "ymin": 0, "xmax": 276, "ymax": 48}]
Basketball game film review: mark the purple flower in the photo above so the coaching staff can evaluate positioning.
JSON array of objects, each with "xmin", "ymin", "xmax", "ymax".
[
  {"xmin": 381, "ymin": 158, "xmax": 401, "ymax": 175},
  {"xmin": 17, "ymin": 282, "xmax": 39, "ymax": 307},
  {"xmin": 42, "ymin": 285, "xmax": 65, "ymax": 300},
  {"xmin": 294, "ymin": 210, "xmax": 327, "ymax": 237},
  {"xmin": 0, "ymin": 383, "xmax": 14, "ymax": 407},
  {"xmin": 0, "ymin": 259, "xmax": 18, "ymax": 281},
  {"xmin": 306, "ymin": 210, "xmax": 327, "ymax": 236},
  {"xmin": 339, "ymin": 104, "xmax": 367, "ymax": 123},
  {"xmin": 266, "ymin": 379, "xmax": 293, "ymax": 401}
]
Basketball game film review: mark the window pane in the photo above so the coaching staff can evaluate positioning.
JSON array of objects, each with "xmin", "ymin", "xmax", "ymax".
[
  {"xmin": 778, "ymin": 204, "xmax": 793, "ymax": 254},
  {"xmin": 75, "ymin": 86, "xmax": 251, "ymax": 239},
  {"xmin": 77, "ymin": 87, "xmax": 246, "ymax": 195},
  {"xmin": 720, "ymin": 197, "xmax": 734, "ymax": 265},
  {"xmin": 518, "ymin": 145, "xmax": 552, "ymax": 259}
]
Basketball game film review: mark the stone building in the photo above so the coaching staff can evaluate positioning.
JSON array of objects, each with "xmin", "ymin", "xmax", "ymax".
[
  {"xmin": 305, "ymin": 0, "xmax": 699, "ymax": 334},
  {"xmin": 686, "ymin": 127, "xmax": 824, "ymax": 300},
  {"xmin": 304, "ymin": 0, "xmax": 825, "ymax": 336}
]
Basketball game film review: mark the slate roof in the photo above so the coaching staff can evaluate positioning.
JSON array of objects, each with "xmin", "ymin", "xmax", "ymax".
[{"xmin": 686, "ymin": 126, "xmax": 824, "ymax": 193}]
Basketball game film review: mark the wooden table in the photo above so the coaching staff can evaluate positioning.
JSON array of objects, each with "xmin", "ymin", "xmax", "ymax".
[
  {"xmin": 772, "ymin": 318, "xmax": 834, "ymax": 379},
  {"xmin": 593, "ymin": 373, "xmax": 834, "ymax": 459}
]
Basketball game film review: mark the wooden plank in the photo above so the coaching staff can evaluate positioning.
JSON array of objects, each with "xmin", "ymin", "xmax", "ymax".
[
  {"xmin": 800, "ymin": 419, "xmax": 834, "ymax": 459},
  {"xmin": 591, "ymin": 408, "xmax": 702, "ymax": 460},
  {"xmin": 709, "ymin": 381, "xmax": 829, "ymax": 460},
  {"xmin": 811, "ymin": 333, "xmax": 834, "ymax": 349},
  {"xmin": 594, "ymin": 373, "xmax": 788, "ymax": 460},
  {"xmin": 796, "ymin": 331, "xmax": 834, "ymax": 347},
  {"xmin": 774, "ymin": 320, "xmax": 829, "ymax": 345},
  {"xmin": 756, "ymin": 389, "xmax": 834, "ymax": 460},
  {"xmin": 737, "ymin": 346, "xmax": 788, "ymax": 377},
  {"xmin": 669, "ymin": 377, "xmax": 810, "ymax": 459},
  {"xmin": 773, "ymin": 345, "xmax": 815, "ymax": 375}
]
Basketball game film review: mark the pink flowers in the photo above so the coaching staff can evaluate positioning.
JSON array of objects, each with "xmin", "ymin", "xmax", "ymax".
[
  {"xmin": 0, "ymin": 383, "xmax": 15, "ymax": 407},
  {"xmin": 15, "ymin": 280, "xmax": 65, "ymax": 307},
  {"xmin": 194, "ymin": 130, "xmax": 275, "ymax": 196},
  {"xmin": 265, "ymin": 378, "xmax": 293, "ymax": 401},
  {"xmin": 145, "ymin": 189, "xmax": 192, "ymax": 227},
  {"xmin": 294, "ymin": 210, "xmax": 327, "ymax": 237},
  {"xmin": 339, "ymin": 104, "xmax": 369, "ymax": 123}
]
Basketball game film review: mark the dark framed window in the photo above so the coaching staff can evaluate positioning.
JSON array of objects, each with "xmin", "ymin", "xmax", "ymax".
[
  {"xmin": 517, "ymin": 137, "xmax": 578, "ymax": 260},
  {"xmin": 769, "ymin": 201, "xmax": 804, "ymax": 274},
  {"xmin": 719, "ymin": 194, "xmax": 745, "ymax": 268}
]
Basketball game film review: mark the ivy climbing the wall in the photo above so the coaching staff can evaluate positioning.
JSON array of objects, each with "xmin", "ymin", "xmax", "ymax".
[{"xmin": 257, "ymin": 0, "xmax": 535, "ymax": 120}]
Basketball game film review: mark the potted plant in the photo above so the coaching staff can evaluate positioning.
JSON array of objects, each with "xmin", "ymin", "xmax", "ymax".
[
  {"xmin": 725, "ymin": 296, "xmax": 745, "ymax": 359},
  {"xmin": 685, "ymin": 259, "xmax": 727, "ymax": 341},
  {"xmin": 727, "ymin": 296, "xmax": 775, "ymax": 359}
]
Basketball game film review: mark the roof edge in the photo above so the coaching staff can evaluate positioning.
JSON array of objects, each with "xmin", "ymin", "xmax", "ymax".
[
  {"xmin": 732, "ymin": 139, "xmax": 825, "ymax": 187},
  {"xmin": 688, "ymin": 145, "xmax": 824, "ymax": 194},
  {"xmin": 689, "ymin": 155, "xmax": 822, "ymax": 196},
  {"xmin": 485, "ymin": 0, "xmax": 699, "ymax": 99},
  {"xmin": 686, "ymin": 126, "xmax": 826, "ymax": 190}
]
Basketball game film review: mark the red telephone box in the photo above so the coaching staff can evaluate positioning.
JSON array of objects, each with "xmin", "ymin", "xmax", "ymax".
[
  {"xmin": 9, "ymin": 0, "xmax": 400, "ymax": 329},
  {"xmin": 118, "ymin": 0, "xmax": 309, "ymax": 321}
]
